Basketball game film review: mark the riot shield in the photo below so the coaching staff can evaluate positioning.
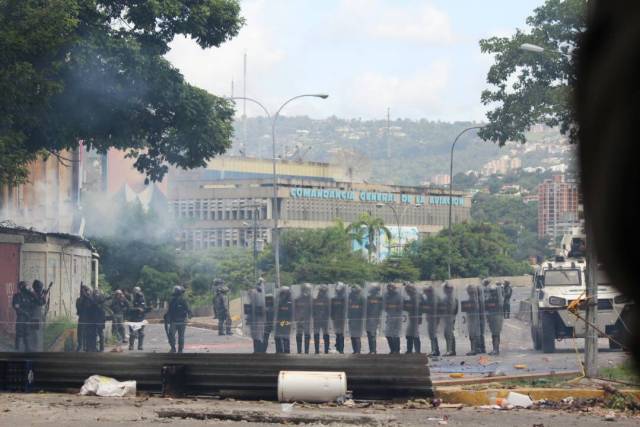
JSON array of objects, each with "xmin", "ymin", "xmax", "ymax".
[
  {"xmin": 312, "ymin": 284, "xmax": 331, "ymax": 354},
  {"xmin": 330, "ymin": 282, "xmax": 348, "ymax": 354},
  {"xmin": 347, "ymin": 284, "xmax": 365, "ymax": 354},
  {"xmin": 485, "ymin": 282, "xmax": 505, "ymax": 355},
  {"xmin": 460, "ymin": 283, "xmax": 482, "ymax": 355},
  {"xmin": 263, "ymin": 284, "xmax": 276, "ymax": 352},
  {"xmin": 439, "ymin": 281, "xmax": 459, "ymax": 356},
  {"xmin": 402, "ymin": 282, "xmax": 422, "ymax": 354},
  {"xmin": 292, "ymin": 283, "xmax": 313, "ymax": 354},
  {"xmin": 382, "ymin": 282, "xmax": 404, "ymax": 354},
  {"xmin": 274, "ymin": 286, "xmax": 294, "ymax": 353},
  {"xmin": 364, "ymin": 282, "xmax": 384, "ymax": 354}
]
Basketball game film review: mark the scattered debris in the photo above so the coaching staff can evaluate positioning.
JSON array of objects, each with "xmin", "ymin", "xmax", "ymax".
[
  {"xmin": 449, "ymin": 373, "xmax": 464, "ymax": 379},
  {"xmin": 514, "ymin": 364, "xmax": 528, "ymax": 370},
  {"xmin": 157, "ymin": 409, "xmax": 392, "ymax": 425},
  {"xmin": 604, "ymin": 411, "xmax": 616, "ymax": 421},
  {"xmin": 79, "ymin": 375, "xmax": 136, "ymax": 397},
  {"xmin": 280, "ymin": 403, "xmax": 295, "ymax": 412}
]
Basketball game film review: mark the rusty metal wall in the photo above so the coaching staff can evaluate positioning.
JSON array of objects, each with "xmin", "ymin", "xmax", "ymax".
[{"xmin": 0, "ymin": 243, "xmax": 20, "ymax": 335}]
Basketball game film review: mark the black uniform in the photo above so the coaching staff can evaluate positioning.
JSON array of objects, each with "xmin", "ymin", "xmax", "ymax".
[
  {"xmin": 275, "ymin": 288, "xmax": 293, "ymax": 353},
  {"xmin": 12, "ymin": 283, "xmax": 34, "ymax": 352},
  {"xmin": 29, "ymin": 281, "xmax": 47, "ymax": 351},
  {"xmin": 365, "ymin": 285, "xmax": 383, "ymax": 354},
  {"xmin": 213, "ymin": 288, "xmax": 231, "ymax": 336},
  {"xmin": 330, "ymin": 284, "xmax": 347, "ymax": 354},
  {"xmin": 294, "ymin": 285, "xmax": 313, "ymax": 354},
  {"xmin": 441, "ymin": 283, "xmax": 458, "ymax": 356},
  {"xmin": 166, "ymin": 291, "xmax": 191, "ymax": 353},
  {"xmin": 503, "ymin": 281, "xmax": 513, "ymax": 319},
  {"xmin": 312, "ymin": 285, "xmax": 331, "ymax": 354},
  {"xmin": 88, "ymin": 292, "xmax": 109, "ymax": 352},
  {"xmin": 263, "ymin": 294, "xmax": 275, "ymax": 352},
  {"xmin": 75, "ymin": 286, "xmax": 92, "ymax": 352},
  {"xmin": 421, "ymin": 287, "xmax": 440, "ymax": 356},
  {"xmin": 347, "ymin": 286, "xmax": 365, "ymax": 354},
  {"xmin": 404, "ymin": 284, "xmax": 422, "ymax": 354},
  {"xmin": 128, "ymin": 290, "xmax": 146, "ymax": 350},
  {"xmin": 383, "ymin": 285, "xmax": 403, "ymax": 354}
]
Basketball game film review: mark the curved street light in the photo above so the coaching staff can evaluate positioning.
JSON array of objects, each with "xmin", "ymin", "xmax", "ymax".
[{"xmin": 231, "ymin": 94, "xmax": 329, "ymax": 288}]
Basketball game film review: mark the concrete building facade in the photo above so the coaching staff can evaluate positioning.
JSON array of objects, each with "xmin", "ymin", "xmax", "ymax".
[
  {"xmin": 537, "ymin": 175, "xmax": 581, "ymax": 240},
  {"xmin": 168, "ymin": 157, "xmax": 472, "ymax": 251}
]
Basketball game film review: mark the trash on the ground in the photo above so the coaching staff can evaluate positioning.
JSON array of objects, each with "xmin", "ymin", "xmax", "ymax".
[
  {"xmin": 341, "ymin": 399, "xmax": 355, "ymax": 407},
  {"xmin": 604, "ymin": 411, "xmax": 616, "ymax": 421},
  {"xmin": 506, "ymin": 391, "xmax": 533, "ymax": 408},
  {"xmin": 449, "ymin": 373, "xmax": 464, "ymax": 378},
  {"xmin": 439, "ymin": 403, "xmax": 464, "ymax": 409},
  {"xmin": 431, "ymin": 398, "xmax": 443, "ymax": 407},
  {"xmin": 280, "ymin": 403, "xmax": 295, "ymax": 412},
  {"xmin": 79, "ymin": 375, "xmax": 136, "ymax": 397},
  {"xmin": 478, "ymin": 356, "xmax": 490, "ymax": 365},
  {"xmin": 514, "ymin": 364, "xmax": 528, "ymax": 370},
  {"xmin": 562, "ymin": 396, "xmax": 575, "ymax": 404}
]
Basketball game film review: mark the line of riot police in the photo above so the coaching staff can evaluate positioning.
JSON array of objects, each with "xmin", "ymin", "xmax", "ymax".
[{"xmin": 242, "ymin": 279, "xmax": 514, "ymax": 356}]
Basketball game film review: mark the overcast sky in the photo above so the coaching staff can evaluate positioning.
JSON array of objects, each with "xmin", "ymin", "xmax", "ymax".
[{"xmin": 165, "ymin": 0, "xmax": 542, "ymax": 122}]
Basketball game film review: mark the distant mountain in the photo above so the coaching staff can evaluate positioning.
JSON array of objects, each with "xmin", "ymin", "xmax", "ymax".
[{"xmin": 230, "ymin": 116, "xmax": 575, "ymax": 186}]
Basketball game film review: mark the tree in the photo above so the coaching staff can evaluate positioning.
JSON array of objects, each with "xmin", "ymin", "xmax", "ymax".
[
  {"xmin": 377, "ymin": 257, "xmax": 420, "ymax": 282},
  {"xmin": 347, "ymin": 213, "xmax": 392, "ymax": 263},
  {"xmin": 0, "ymin": 0, "xmax": 244, "ymax": 185},
  {"xmin": 407, "ymin": 223, "xmax": 532, "ymax": 280},
  {"xmin": 478, "ymin": 0, "xmax": 586, "ymax": 145}
]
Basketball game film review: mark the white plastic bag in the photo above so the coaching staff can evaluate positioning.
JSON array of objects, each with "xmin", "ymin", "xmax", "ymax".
[{"xmin": 79, "ymin": 375, "xmax": 137, "ymax": 397}]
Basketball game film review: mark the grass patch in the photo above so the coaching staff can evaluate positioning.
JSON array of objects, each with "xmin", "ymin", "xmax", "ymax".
[
  {"xmin": 600, "ymin": 360, "xmax": 640, "ymax": 385},
  {"xmin": 44, "ymin": 318, "xmax": 76, "ymax": 350},
  {"xmin": 497, "ymin": 376, "xmax": 570, "ymax": 388}
]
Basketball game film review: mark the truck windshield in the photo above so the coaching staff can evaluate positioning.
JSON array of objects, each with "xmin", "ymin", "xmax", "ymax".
[{"xmin": 543, "ymin": 269, "xmax": 581, "ymax": 286}]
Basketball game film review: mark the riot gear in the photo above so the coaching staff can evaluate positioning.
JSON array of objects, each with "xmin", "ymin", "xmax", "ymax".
[
  {"xmin": 128, "ymin": 287, "xmax": 147, "ymax": 350},
  {"xmin": 245, "ymin": 280, "xmax": 267, "ymax": 353},
  {"xmin": 485, "ymin": 283, "xmax": 504, "ymax": 355},
  {"xmin": 213, "ymin": 286, "xmax": 231, "ymax": 336},
  {"xmin": 347, "ymin": 285, "xmax": 365, "ymax": 354},
  {"xmin": 404, "ymin": 283, "xmax": 422, "ymax": 354},
  {"xmin": 13, "ymin": 281, "xmax": 34, "ymax": 352},
  {"xmin": 166, "ymin": 286, "xmax": 192, "ymax": 353},
  {"xmin": 275, "ymin": 286, "xmax": 293, "ymax": 353},
  {"xmin": 294, "ymin": 284, "xmax": 313, "ymax": 354},
  {"xmin": 502, "ymin": 280, "xmax": 513, "ymax": 319},
  {"xmin": 383, "ymin": 283, "xmax": 403, "ymax": 354},
  {"xmin": 365, "ymin": 284, "xmax": 383, "ymax": 354},
  {"xmin": 330, "ymin": 283, "xmax": 347, "ymax": 354},
  {"xmin": 441, "ymin": 282, "xmax": 458, "ymax": 356},
  {"xmin": 421, "ymin": 285, "xmax": 439, "ymax": 356},
  {"xmin": 461, "ymin": 285, "xmax": 482, "ymax": 355},
  {"xmin": 313, "ymin": 285, "xmax": 331, "ymax": 354}
]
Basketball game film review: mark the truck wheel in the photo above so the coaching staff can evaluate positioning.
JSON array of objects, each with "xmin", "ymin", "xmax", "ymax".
[
  {"xmin": 531, "ymin": 320, "xmax": 542, "ymax": 351},
  {"xmin": 541, "ymin": 312, "xmax": 556, "ymax": 354}
]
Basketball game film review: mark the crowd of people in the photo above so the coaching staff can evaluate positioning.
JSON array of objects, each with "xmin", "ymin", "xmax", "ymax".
[
  {"xmin": 243, "ymin": 278, "xmax": 513, "ymax": 356},
  {"xmin": 11, "ymin": 277, "xmax": 512, "ymax": 356}
]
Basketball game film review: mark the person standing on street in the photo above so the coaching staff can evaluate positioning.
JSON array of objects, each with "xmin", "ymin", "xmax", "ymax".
[
  {"xmin": 365, "ymin": 284, "xmax": 383, "ymax": 354},
  {"xmin": 111, "ymin": 290, "xmax": 129, "ymax": 347},
  {"xmin": 128, "ymin": 286, "xmax": 146, "ymax": 351},
  {"xmin": 347, "ymin": 285, "xmax": 365, "ymax": 354},
  {"xmin": 312, "ymin": 285, "xmax": 331, "ymax": 354},
  {"xmin": 166, "ymin": 285, "xmax": 191, "ymax": 353},
  {"xmin": 485, "ymin": 282, "xmax": 504, "ymax": 355},
  {"xmin": 462, "ymin": 284, "xmax": 482, "ymax": 356},
  {"xmin": 29, "ymin": 280, "xmax": 48, "ymax": 351},
  {"xmin": 12, "ymin": 281, "xmax": 34, "ymax": 352},
  {"xmin": 404, "ymin": 283, "xmax": 422, "ymax": 354},
  {"xmin": 330, "ymin": 283, "xmax": 347, "ymax": 354},
  {"xmin": 421, "ymin": 285, "xmax": 440, "ymax": 356},
  {"xmin": 502, "ymin": 280, "xmax": 513, "ymax": 319},
  {"xmin": 275, "ymin": 286, "xmax": 293, "ymax": 353},
  {"xmin": 383, "ymin": 283, "xmax": 403, "ymax": 354},
  {"xmin": 248, "ymin": 279, "xmax": 266, "ymax": 353},
  {"xmin": 294, "ymin": 284, "xmax": 313, "ymax": 354},
  {"xmin": 75, "ymin": 284, "xmax": 92, "ymax": 352},
  {"xmin": 441, "ymin": 282, "xmax": 458, "ymax": 356},
  {"xmin": 90, "ymin": 289, "xmax": 109, "ymax": 352},
  {"xmin": 214, "ymin": 286, "xmax": 232, "ymax": 336}
]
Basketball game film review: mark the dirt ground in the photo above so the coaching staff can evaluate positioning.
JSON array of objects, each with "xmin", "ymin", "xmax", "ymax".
[{"xmin": 0, "ymin": 392, "xmax": 639, "ymax": 426}]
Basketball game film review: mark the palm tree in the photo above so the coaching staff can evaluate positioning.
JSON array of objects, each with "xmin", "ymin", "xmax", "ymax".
[{"xmin": 347, "ymin": 213, "xmax": 392, "ymax": 263}]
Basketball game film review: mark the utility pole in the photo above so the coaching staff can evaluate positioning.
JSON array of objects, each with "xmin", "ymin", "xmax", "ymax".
[
  {"xmin": 386, "ymin": 107, "xmax": 391, "ymax": 159},
  {"xmin": 584, "ymin": 221, "xmax": 598, "ymax": 377},
  {"xmin": 242, "ymin": 52, "xmax": 248, "ymax": 157}
]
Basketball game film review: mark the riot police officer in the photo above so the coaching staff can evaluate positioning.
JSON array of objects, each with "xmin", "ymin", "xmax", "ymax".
[
  {"xmin": 111, "ymin": 290, "xmax": 129, "ymax": 345},
  {"xmin": 248, "ymin": 279, "xmax": 266, "ymax": 353},
  {"xmin": 330, "ymin": 283, "xmax": 347, "ymax": 354},
  {"xmin": 128, "ymin": 286, "xmax": 146, "ymax": 351},
  {"xmin": 462, "ymin": 284, "xmax": 482, "ymax": 356},
  {"xmin": 214, "ymin": 286, "xmax": 232, "ymax": 336},
  {"xmin": 502, "ymin": 280, "xmax": 513, "ymax": 319},
  {"xmin": 166, "ymin": 285, "xmax": 191, "ymax": 353},
  {"xmin": 12, "ymin": 281, "xmax": 34, "ymax": 352},
  {"xmin": 29, "ymin": 280, "xmax": 48, "ymax": 351},
  {"xmin": 421, "ymin": 285, "xmax": 439, "ymax": 356},
  {"xmin": 275, "ymin": 286, "xmax": 293, "ymax": 353},
  {"xmin": 347, "ymin": 285, "xmax": 365, "ymax": 354},
  {"xmin": 294, "ymin": 284, "xmax": 313, "ymax": 354},
  {"xmin": 312, "ymin": 285, "xmax": 331, "ymax": 354},
  {"xmin": 485, "ymin": 282, "xmax": 504, "ymax": 355},
  {"xmin": 264, "ymin": 291, "xmax": 275, "ymax": 352},
  {"xmin": 383, "ymin": 283, "xmax": 403, "ymax": 354},
  {"xmin": 365, "ymin": 284, "xmax": 383, "ymax": 354},
  {"xmin": 441, "ymin": 282, "xmax": 458, "ymax": 356},
  {"xmin": 404, "ymin": 283, "xmax": 422, "ymax": 354},
  {"xmin": 478, "ymin": 280, "xmax": 491, "ymax": 353}
]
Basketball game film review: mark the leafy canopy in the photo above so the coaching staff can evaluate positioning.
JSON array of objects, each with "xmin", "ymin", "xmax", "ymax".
[
  {"xmin": 478, "ymin": 0, "xmax": 586, "ymax": 145},
  {"xmin": 0, "ymin": 0, "xmax": 243, "ymax": 185}
]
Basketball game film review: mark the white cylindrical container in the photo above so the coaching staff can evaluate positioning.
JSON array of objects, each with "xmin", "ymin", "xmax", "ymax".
[{"xmin": 277, "ymin": 371, "xmax": 347, "ymax": 403}]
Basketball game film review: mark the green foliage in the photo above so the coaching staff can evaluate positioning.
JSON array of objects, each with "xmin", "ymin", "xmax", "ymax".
[
  {"xmin": 347, "ymin": 213, "xmax": 391, "ymax": 263},
  {"xmin": 377, "ymin": 257, "xmax": 420, "ymax": 282},
  {"xmin": 0, "ymin": 0, "xmax": 243, "ymax": 185},
  {"xmin": 138, "ymin": 265, "xmax": 179, "ymax": 303},
  {"xmin": 44, "ymin": 318, "xmax": 76, "ymax": 350},
  {"xmin": 408, "ymin": 223, "xmax": 532, "ymax": 280},
  {"xmin": 178, "ymin": 248, "xmax": 255, "ymax": 297},
  {"xmin": 479, "ymin": 0, "xmax": 586, "ymax": 145}
]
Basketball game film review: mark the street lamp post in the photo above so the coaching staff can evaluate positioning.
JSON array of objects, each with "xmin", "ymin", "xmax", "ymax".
[
  {"xmin": 241, "ymin": 203, "xmax": 263, "ymax": 285},
  {"xmin": 376, "ymin": 203, "xmax": 401, "ymax": 256},
  {"xmin": 448, "ymin": 126, "xmax": 484, "ymax": 279},
  {"xmin": 231, "ymin": 94, "xmax": 329, "ymax": 288}
]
